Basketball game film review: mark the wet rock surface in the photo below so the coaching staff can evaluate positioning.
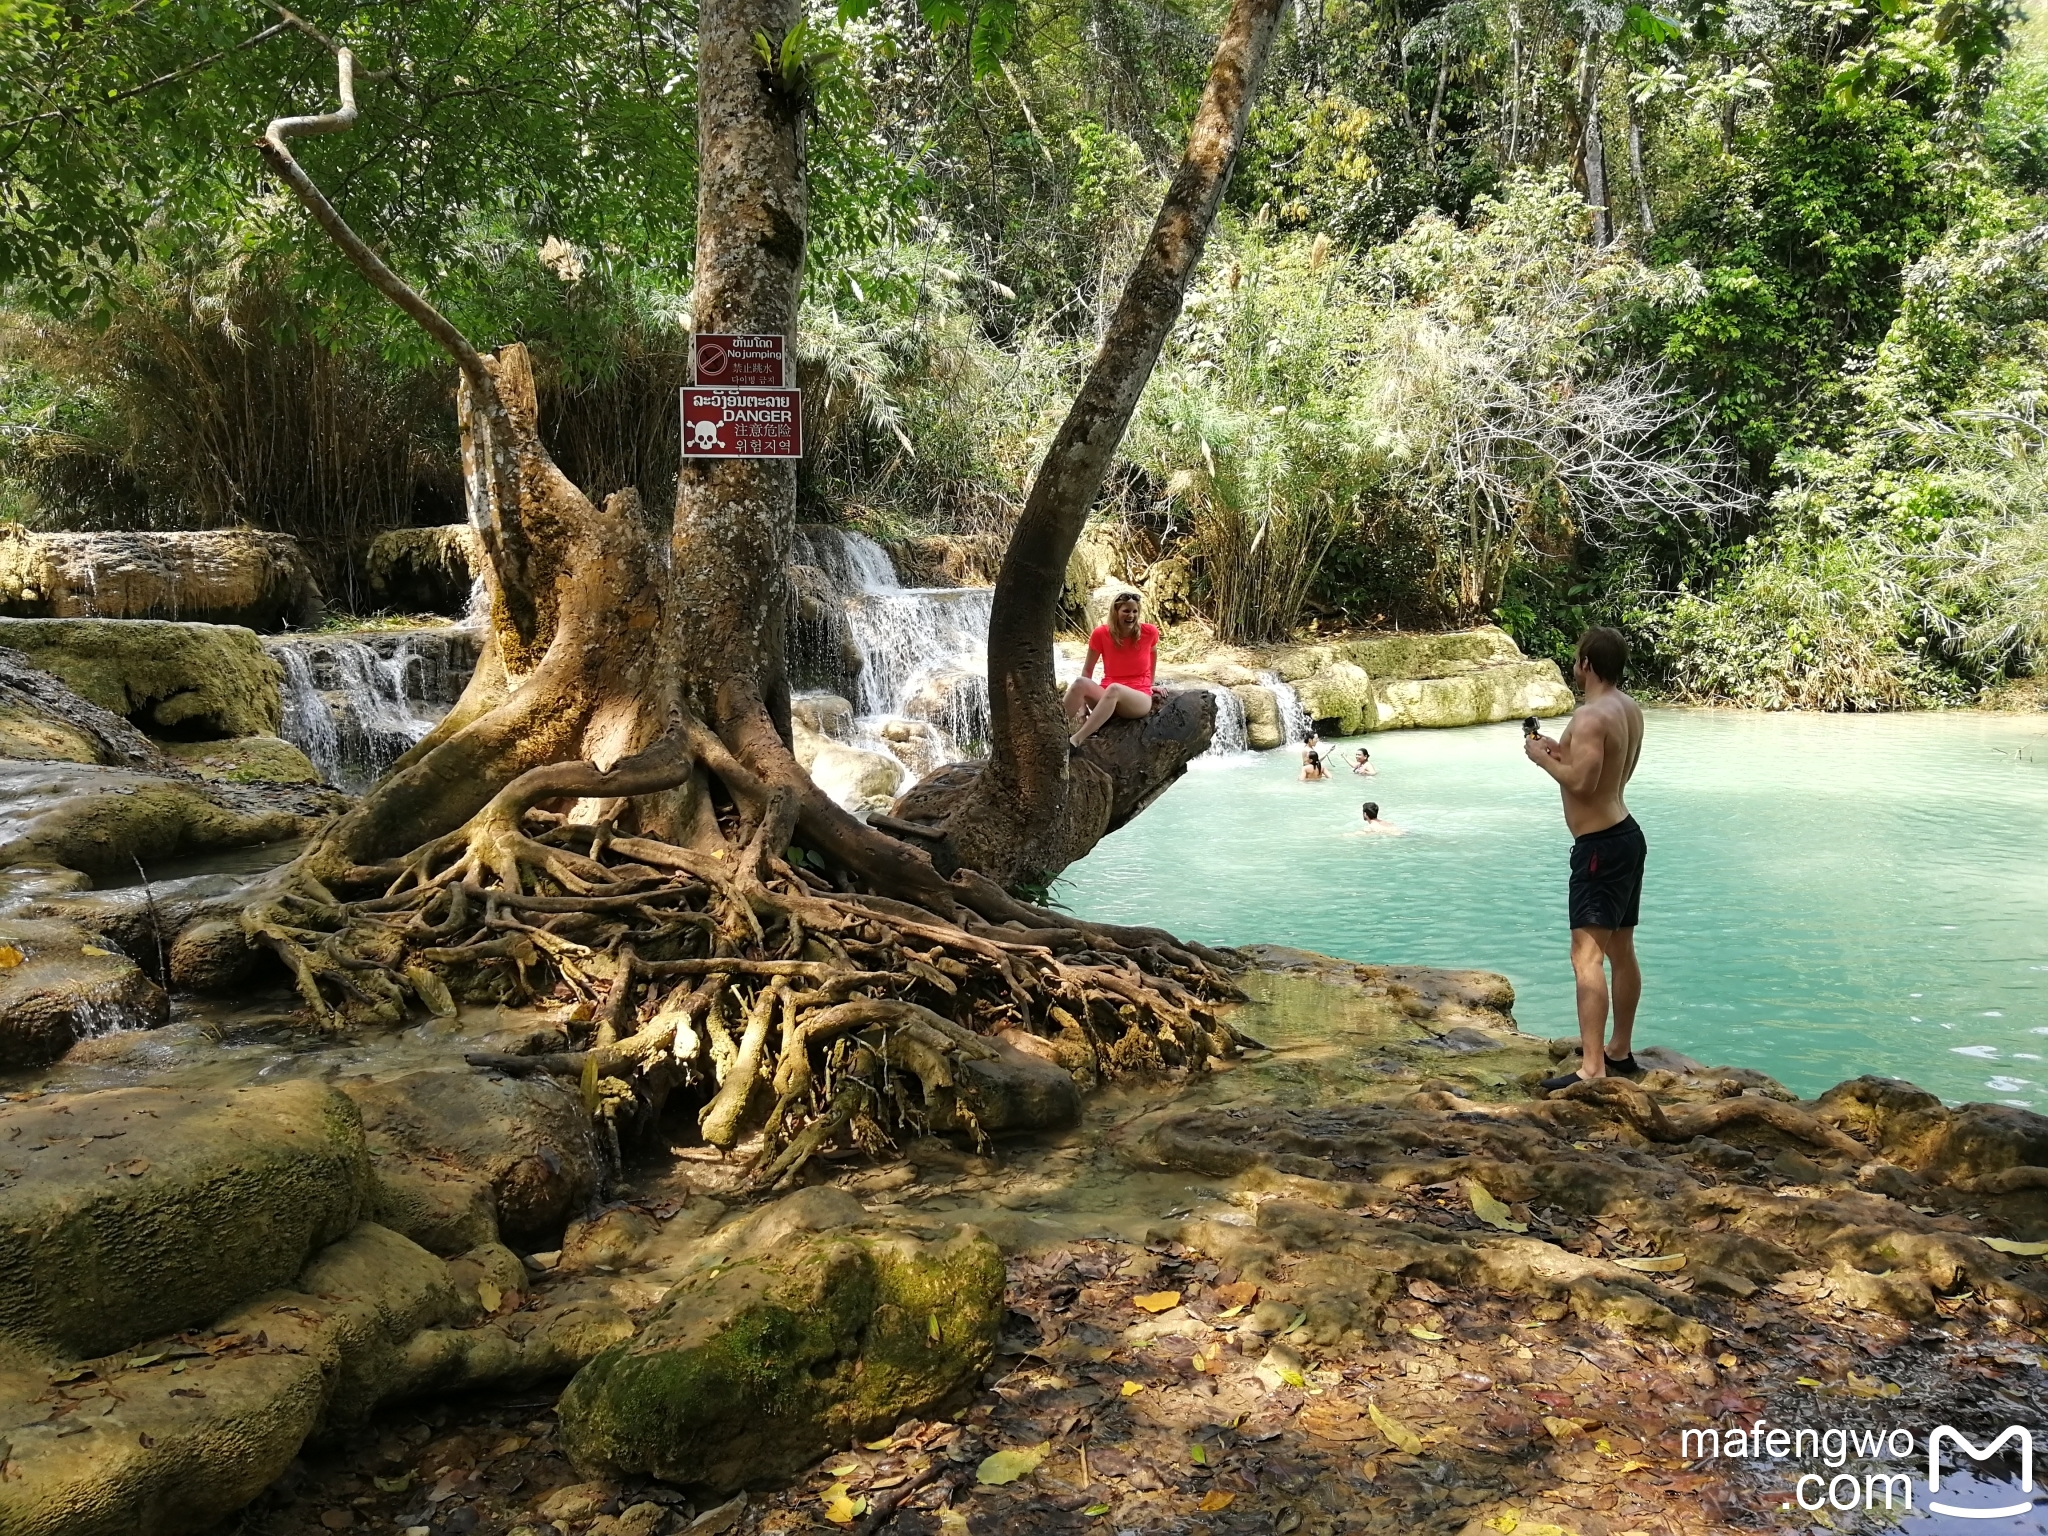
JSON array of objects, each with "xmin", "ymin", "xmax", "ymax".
[
  {"xmin": 0, "ymin": 645, "xmax": 169, "ymax": 768},
  {"xmin": 0, "ymin": 914, "xmax": 167, "ymax": 1067},
  {"xmin": 0, "ymin": 616, "xmax": 284, "ymax": 739},
  {"xmin": 0, "ymin": 526, "xmax": 322, "ymax": 630},
  {"xmin": 365, "ymin": 525, "xmax": 483, "ymax": 617},
  {"xmin": 4, "ymin": 952, "xmax": 2048, "ymax": 1535}
]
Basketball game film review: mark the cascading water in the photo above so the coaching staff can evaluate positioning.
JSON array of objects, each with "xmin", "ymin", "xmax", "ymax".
[
  {"xmin": 267, "ymin": 628, "xmax": 480, "ymax": 793},
  {"xmin": 1196, "ymin": 684, "xmax": 1248, "ymax": 760},
  {"xmin": 791, "ymin": 528, "xmax": 995, "ymax": 772},
  {"xmin": 1261, "ymin": 671, "xmax": 1309, "ymax": 745}
]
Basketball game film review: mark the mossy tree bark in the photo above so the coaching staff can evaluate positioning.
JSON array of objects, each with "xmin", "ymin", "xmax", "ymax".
[{"xmin": 215, "ymin": 14, "xmax": 1258, "ymax": 1186}]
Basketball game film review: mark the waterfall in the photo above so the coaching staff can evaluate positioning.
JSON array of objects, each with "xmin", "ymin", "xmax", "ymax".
[
  {"xmin": 267, "ymin": 628, "xmax": 480, "ymax": 793},
  {"xmin": 1196, "ymin": 684, "xmax": 1248, "ymax": 760},
  {"xmin": 791, "ymin": 527, "xmax": 994, "ymax": 763},
  {"xmin": 1262, "ymin": 670, "xmax": 1309, "ymax": 745}
]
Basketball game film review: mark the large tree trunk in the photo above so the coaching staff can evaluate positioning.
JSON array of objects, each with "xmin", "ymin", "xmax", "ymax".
[
  {"xmin": 1578, "ymin": 35, "xmax": 1613, "ymax": 248},
  {"xmin": 897, "ymin": 0, "xmax": 1288, "ymax": 892},
  {"xmin": 197, "ymin": 26, "xmax": 1251, "ymax": 1190}
]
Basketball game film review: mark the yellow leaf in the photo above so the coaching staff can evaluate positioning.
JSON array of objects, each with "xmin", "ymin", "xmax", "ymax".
[
  {"xmin": 1484, "ymin": 1512, "xmax": 1522, "ymax": 1533},
  {"xmin": 373, "ymin": 1473, "xmax": 414, "ymax": 1494},
  {"xmin": 476, "ymin": 1280, "xmax": 502, "ymax": 1314},
  {"xmin": 0, "ymin": 944, "xmax": 22, "ymax": 968},
  {"xmin": 1615, "ymin": 1254, "xmax": 1687, "ymax": 1272},
  {"xmin": 826, "ymin": 1461, "xmax": 860, "ymax": 1476},
  {"xmin": 1982, "ymin": 1236, "xmax": 2048, "ymax": 1255},
  {"xmin": 929, "ymin": 1312, "xmax": 941, "ymax": 1343},
  {"xmin": 1466, "ymin": 1179, "xmax": 1528, "ymax": 1233},
  {"xmin": 1277, "ymin": 1365, "xmax": 1307, "ymax": 1389},
  {"xmin": 1084, "ymin": 1504, "xmax": 1110, "ymax": 1516},
  {"xmin": 1218, "ymin": 1304, "xmax": 1246, "ymax": 1318},
  {"xmin": 1844, "ymin": 1371, "xmax": 1900, "ymax": 1398},
  {"xmin": 1133, "ymin": 1290, "xmax": 1183, "ymax": 1313},
  {"xmin": 865, "ymin": 1438, "xmax": 895, "ymax": 1450},
  {"xmin": 1368, "ymin": 1402, "xmax": 1423, "ymax": 1454},
  {"xmin": 1199, "ymin": 1491, "xmax": 1236, "ymax": 1511},
  {"xmin": 821, "ymin": 1482, "xmax": 866, "ymax": 1524},
  {"xmin": 1121, "ymin": 1380, "xmax": 1145, "ymax": 1396},
  {"xmin": 1407, "ymin": 1325, "xmax": 1445, "ymax": 1340},
  {"xmin": 939, "ymin": 1513, "xmax": 971, "ymax": 1535},
  {"xmin": 976, "ymin": 1443, "xmax": 1049, "ymax": 1485},
  {"xmin": 1543, "ymin": 1416, "xmax": 1591, "ymax": 1440},
  {"xmin": 1795, "ymin": 1377, "xmax": 1826, "ymax": 1388},
  {"xmin": 80, "ymin": 945, "xmax": 111, "ymax": 957},
  {"xmin": 1716, "ymin": 1352, "xmax": 1738, "ymax": 1368}
]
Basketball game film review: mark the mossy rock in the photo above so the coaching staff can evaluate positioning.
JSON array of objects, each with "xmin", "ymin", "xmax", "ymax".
[
  {"xmin": 0, "ymin": 915, "xmax": 168, "ymax": 1069},
  {"xmin": 559, "ymin": 1219, "xmax": 1003, "ymax": 1491},
  {"xmin": 1369, "ymin": 662, "xmax": 1574, "ymax": 730},
  {"xmin": 0, "ymin": 762, "xmax": 314, "ymax": 880},
  {"xmin": 156, "ymin": 735, "xmax": 321, "ymax": 784},
  {"xmin": 0, "ymin": 617, "xmax": 282, "ymax": 738},
  {"xmin": 1294, "ymin": 661, "xmax": 1377, "ymax": 735},
  {"xmin": 0, "ymin": 1079, "xmax": 371, "ymax": 1359},
  {"xmin": 1326, "ymin": 626, "xmax": 1527, "ymax": 679}
]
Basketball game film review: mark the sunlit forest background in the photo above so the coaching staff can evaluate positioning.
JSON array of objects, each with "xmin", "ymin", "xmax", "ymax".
[{"xmin": 5, "ymin": 0, "xmax": 2048, "ymax": 706}]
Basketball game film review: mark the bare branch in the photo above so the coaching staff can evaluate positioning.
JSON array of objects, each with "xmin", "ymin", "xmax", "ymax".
[{"xmin": 254, "ymin": 48, "xmax": 486, "ymax": 383}]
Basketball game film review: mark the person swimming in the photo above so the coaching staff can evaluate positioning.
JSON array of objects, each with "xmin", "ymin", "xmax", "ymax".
[
  {"xmin": 1353, "ymin": 801, "xmax": 1403, "ymax": 835},
  {"xmin": 1351, "ymin": 747, "xmax": 1376, "ymax": 776},
  {"xmin": 1300, "ymin": 750, "xmax": 1329, "ymax": 781}
]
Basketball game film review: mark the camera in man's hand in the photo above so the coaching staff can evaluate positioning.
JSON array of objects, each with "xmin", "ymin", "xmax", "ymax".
[{"xmin": 1522, "ymin": 716, "xmax": 1541, "ymax": 738}]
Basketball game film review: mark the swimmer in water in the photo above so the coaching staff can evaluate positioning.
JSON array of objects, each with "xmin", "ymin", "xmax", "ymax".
[
  {"xmin": 1351, "ymin": 747, "xmax": 1376, "ymax": 777},
  {"xmin": 1352, "ymin": 801, "xmax": 1403, "ymax": 835},
  {"xmin": 1300, "ymin": 750, "xmax": 1329, "ymax": 781}
]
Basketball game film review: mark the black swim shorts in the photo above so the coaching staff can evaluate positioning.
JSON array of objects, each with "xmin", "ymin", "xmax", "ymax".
[{"xmin": 1568, "ymin": 815, "xmax": 1646, "ymax": 931}]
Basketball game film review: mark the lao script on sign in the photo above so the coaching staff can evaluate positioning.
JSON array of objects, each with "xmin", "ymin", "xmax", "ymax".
[{"xmin": 681, "ymin": 387, "xmax": 802, "ymax": 459}]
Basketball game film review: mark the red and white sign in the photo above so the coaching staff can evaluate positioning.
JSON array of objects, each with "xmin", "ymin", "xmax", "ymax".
[
  {"xmin": 682, "ymin": 387, "xmax": 803, "ymax": 459},
  {"xmin": 693, "ymin": 332, "xmax": 787, "ymax": 388}
]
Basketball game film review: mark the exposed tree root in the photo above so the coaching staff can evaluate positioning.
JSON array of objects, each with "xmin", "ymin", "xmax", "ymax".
[{"xmin": 237, "ymin": 732, "xmax": 1250, "ymax": 1189}]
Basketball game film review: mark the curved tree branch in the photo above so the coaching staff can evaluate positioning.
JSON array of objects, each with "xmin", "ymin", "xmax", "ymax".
[{"xmin": 254, "ymin": 47, "xmax": 486, "ymax": 386}]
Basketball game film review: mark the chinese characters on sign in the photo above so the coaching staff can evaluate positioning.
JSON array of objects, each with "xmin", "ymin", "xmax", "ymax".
[
  {"xmin": 684, "ymin": 333, "xmax": 801, "ymax": 459},
  {"xmin": 682, "ymin": 388, "xmax": 802, "ymax": 459},
  {"xmin": 693, "ymin": 332, "xmax": 788, "ymax": 388}
]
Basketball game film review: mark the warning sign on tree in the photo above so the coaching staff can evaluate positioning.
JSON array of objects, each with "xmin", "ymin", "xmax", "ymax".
[
  {"xmin": 682, "ymin": 387, "xmax": 803, "ymax": 459},
  {"xmin": 693, "ymin": 333, "xmax": 787, "ymax": 388}
]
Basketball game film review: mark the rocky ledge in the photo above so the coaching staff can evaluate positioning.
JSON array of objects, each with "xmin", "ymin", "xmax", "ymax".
[{"xmin": 7, "ymin": 950, "xmax": 2048, "ymax": 1536}]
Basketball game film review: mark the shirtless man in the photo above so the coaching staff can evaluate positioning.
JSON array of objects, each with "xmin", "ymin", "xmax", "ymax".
[{"xmin": 1524, "ymin": 627, "xmax": 1647, "ymax": 1091}]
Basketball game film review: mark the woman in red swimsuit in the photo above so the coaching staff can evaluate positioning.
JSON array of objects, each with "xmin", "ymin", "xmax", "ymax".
[{"xmin": 1065, "ymin": 590, "xmax": 1158, "ymax": 749}]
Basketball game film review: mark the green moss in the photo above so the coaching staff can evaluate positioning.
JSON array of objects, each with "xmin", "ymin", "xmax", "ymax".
[
  {"xmin": 559, "ymin": 1228, "xmax": 1002, "ymax": 1492},
  {"xmin": 0, "ymin": 618, "xmax": 281, "ymax": 738},
  {"xmin": 157, "ymin": 735, "xmax": 320, "ymax": 784}
]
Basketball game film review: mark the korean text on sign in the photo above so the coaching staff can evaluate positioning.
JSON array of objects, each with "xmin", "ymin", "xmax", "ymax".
[
  {"xmin": 682, "ymin": 388, "xmax": 803, "ymax": 459},
  {"xmin": 693, "ymin": 333, "xmax": 787, "ymax": 388}
]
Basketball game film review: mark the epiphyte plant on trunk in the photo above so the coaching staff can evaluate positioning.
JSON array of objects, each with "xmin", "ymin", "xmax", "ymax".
[{"xmin": 194, "ymin": 0, "xmax": 1286, "ymax": 1186}]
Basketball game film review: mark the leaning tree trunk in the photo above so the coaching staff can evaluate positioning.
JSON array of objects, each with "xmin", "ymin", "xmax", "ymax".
[
  {"xmin": 184, "ymin": 18, "xmax": 1255, "ymax": 1192},
  {"xmin": 893, "ymin": 0, "xmax": 1288, "ymax": 892}
]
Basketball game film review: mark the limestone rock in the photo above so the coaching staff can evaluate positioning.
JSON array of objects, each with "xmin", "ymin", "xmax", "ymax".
[
  {"xmin": 790, "ymin": 693, "xmax": 854, "ymax": 741},
  {"xmin": 341, "ymin": 1067, "xmax": 602, "ymax": 1251},
  {"xmin": 0, "ymin": 526, "xmax": 322, "ymax": 630},
  {"xmin": 1063, "ymin": 524, "xmax": 1143, "ymax": 621},
  {"xmin": 0, "ymin": 1079, "xmax": 371, "ymax": 1359},
  {"xmin": 1232, "ymin": 683, "xmax": 1284, "ymax": 750},
  {"xmin": 0, "ymin": 616, "xmax": 283, "ymax": 738},
  {"xmin": 1294, "ymin": 661, "xmax": 1376, "ymax": 735},
  {"xmin": 1141, "ymin": 555, "xmax": 1195, "ymax": 623},
  {"xmin": 883, "ymin": 534, "xmax": 1004, "ymax": 587},
  {"xmin": 156, "ymin": 734, "xmax": 321, "ymax": 784},
  {"xmin": 0, "ymin": 915, "xmax": 168, "ymax": 1068},
  {"xmin": 806, "ymin": 740, "xmax": 903, "ymax": 813},
  {"xmin": 0, "ymin": 646, "xmax": 167, "ymax": 768},
  {"xmin": 365, "ymin": 524, "xmax": 483, "ymax": 616},
  {"xmin": 0, "ymin": 760, "xmax": 322, "ymax": 881},
  {"xmin": 1368, "ymin": 661, "xmax": 1576, "ymax": 731},
  {"xmin": 558, "ymin": 1198, "xmax": 1003, "ymax": 1490}
]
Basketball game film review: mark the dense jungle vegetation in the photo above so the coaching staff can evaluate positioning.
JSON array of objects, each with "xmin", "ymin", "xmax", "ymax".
[{"xmin": 4, "ymin": 0, "xmax": 2047, "ymax": 706}]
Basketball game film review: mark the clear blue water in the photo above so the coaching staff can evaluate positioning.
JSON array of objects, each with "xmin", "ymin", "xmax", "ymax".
[{"xmin": 1058, "ymin": 709, "xmax": 2048, "ymax": 1110}]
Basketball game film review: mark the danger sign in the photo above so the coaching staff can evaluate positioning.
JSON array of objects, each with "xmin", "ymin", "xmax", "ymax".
[
  {"xmin": 693, "ymin": 333, "xmax": 787, "ymax": 388},
  {"xmin": 682, "ymin": 387, "xmax": 802, "ymax": 459}
]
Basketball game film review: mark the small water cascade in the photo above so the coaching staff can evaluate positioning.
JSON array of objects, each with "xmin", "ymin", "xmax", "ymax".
[
  {"xmin": 790, "ymin": 528, "xmax": 995, "ymax": 788},
  {"xmin": 1261, "ymin": 671, "xmax": 1309, "ymax": 745},
  {"xmin": 267, "ymin": 628, "xmax": 480, "ymax": 792},
  {"xmin": 1196, "ymin": 684, "xmax": 1248, "ymax": 760}
]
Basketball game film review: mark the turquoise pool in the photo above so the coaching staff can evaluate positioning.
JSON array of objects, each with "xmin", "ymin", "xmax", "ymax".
[{"xmin": 1058, "ymin": 709, "xmax": 2048, "ymax": 1109}]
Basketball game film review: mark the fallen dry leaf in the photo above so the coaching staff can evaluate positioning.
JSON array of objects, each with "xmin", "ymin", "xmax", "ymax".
[
  {"xmin": 1214, "ymin": 1281, "xmax": 1259, "ymax": 1309},
  {"xmin": 0, "ymin": 945, "xmax": 22, "ymax": 969},
  {"xmin": 1615, "ymin": 1254, "xmax": 1686, "ymax": 1272},
  {"xmin": 1132, "ymin": 1290, "xmax": 1183, "ymax": 1313},
  {"xmin": 80, "ymin": 945, "xmax": 112, "ymax": 958},
  {"xmin": 1407, "ymin": 1325, "xmax": 1445, "ymax": 1341},
  {"xmin": 1543, "ymin": 1416, "xmax": 1593, "ymax": 1440},
  {"xmin": 1368, "ymin": 1401, "xmax": 1423, "ymax": 1454},
  {"xmin": 1982, "ymin": 1237, "xmax": 2048, "ymax": 1256},
  {"xmin": 976, "ymin": 1443, "xmax": 1049, "ymax": 1485},
  {"xmin": 1199, "ymin": 1490, "xmax": 1236, "ymax": 1511},
  {"xmin": 476, "ymin": 1281, "xmax": 502, "ymax": 1314},
  {"xmin": 1120, "ymin": 1380, "xmax": 1145, "ymax": 1397},
  {"xmin": 1466, "ymin": 1179, "xmax": 1528, "ymax": 1233},
  {"xmin": 820, "ymin": 1482, "xmax": 866, "ymax": 1524}
]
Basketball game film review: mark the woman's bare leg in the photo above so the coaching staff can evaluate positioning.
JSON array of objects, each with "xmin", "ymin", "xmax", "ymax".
[
  {"xmin": 1063, "ymin": 677, "xmax": 1105, "ymax": 727},
  {"xmin": 1071, "ymin": 684, "xmax": 1153, "ymax": 747}
]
